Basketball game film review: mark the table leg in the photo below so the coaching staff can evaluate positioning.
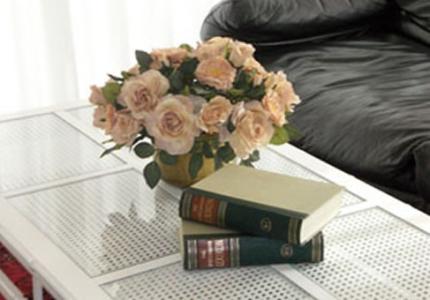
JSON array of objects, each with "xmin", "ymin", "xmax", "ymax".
[{"xmin": 33, "ymin": 276, "xmax": 43, "ymax": 300}]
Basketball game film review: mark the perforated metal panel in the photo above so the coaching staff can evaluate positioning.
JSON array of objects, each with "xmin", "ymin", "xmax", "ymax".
[
  {"xmin": 257, "ymin": 148, "xmax": 362, "ymax": 206},
  {"xmin": 296, "ymin": 208, "xmax": 430, "ymax": 300},
  {"xmin": 67, "ymin": 106, "xmax": 94, "ymax": 127},
  {"xmin": 0, "ymin": 114, "xmax": 123, "ymax": 192},
  {"xmin": 8, "ymin": 170, "xmax": 180, "ymax": 277},
  {"xmin": 103, "ymin": 262, "xmax": 314, "ymax": 300}
]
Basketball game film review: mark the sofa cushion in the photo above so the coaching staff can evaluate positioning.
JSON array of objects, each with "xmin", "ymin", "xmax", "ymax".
[
  {"xmin": 201, "ymin": 0, "xmax": 393, "ymax": 45},
  {"xmin": 256, "ymin": 30, "xmax": 430, "ymax": 206},
  {"xmin": 395, "ymin": 0, "xmax": 430, "ymax": 45},
  {"xmin": 396, "ymin": 0, "xmax": 430, "ymax": 30}
]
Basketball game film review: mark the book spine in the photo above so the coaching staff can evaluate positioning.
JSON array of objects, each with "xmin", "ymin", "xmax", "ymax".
[
  {"xmin": 183, "ymin": 232, "xmax": 323, "ymax": 270},
  {"xmin": 180, "ymin": 190, "xmax": 302, "ymax": 244}
]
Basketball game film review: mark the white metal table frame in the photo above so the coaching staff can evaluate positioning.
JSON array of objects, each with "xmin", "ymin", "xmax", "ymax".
[{"xmin": 0, "ymin": 102, "xmax": 429, "ymax": 300}]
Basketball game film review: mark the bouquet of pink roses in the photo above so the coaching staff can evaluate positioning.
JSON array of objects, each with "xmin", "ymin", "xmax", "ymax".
[{"xmin": 89, "ymin": 37, "xmax": 300, "ymax": 188}]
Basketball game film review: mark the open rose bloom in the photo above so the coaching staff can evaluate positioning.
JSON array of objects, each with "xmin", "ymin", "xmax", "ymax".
[{"xmin": 89, "ymin": 37, "xmax": 300, "ymax": 188}]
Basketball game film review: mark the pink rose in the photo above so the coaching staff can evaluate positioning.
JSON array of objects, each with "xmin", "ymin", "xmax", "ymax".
[
  {"xmin": 89, "ymin": 85, "xmax": 107, "ymax": 105},
  {"xmin": 119, "ymin": 70, "xmax": 169, "ymax": 120},
  {"xmin": 109, "ymin": 110, "xmax": 142, "ymax": 145},
  {"xmin": 195, "ymin": 57, "xmax": 236, "ymax": 91},
  {"xmin": 229, "ymin": 41, "xmax": 255, "ymax": 67},
  {"xmin": 228, "ymin": 101, "xmax": 274, "ymax": 159},
  {"xmin": 243, "ymin": 58, "xmax": 268, "ymax": 86},
  {"xmin": 265, "ymin": 71, "xmax": 300, "ymax": 112},
  {"xmin": 218, "ymin": 101, "xmax": 245, "ymax": 142},
  {"xmin": 93, "ymin": 105, "xmax": 108, "ymax": 129},
  {"xmin": 103, "ymin": 104, "xmax": 117, "ymax": 134},
  {"xmin": 145, "ymin": 95, "xmax": 200, "ymax": 155},
  {"xmin": 197, "ymin": 96, "xmax": 233, "ymax": 134},
  {"xmin": 262, "ymin": 89, "xmax": 286, "ymax": 127},
  {"xmin": 195, "ymin": 37, "xmax": 233, "ymax": 61},
  {"xmin": 150, "ymin": 47, "xmax": 189, "ymax": 69}
]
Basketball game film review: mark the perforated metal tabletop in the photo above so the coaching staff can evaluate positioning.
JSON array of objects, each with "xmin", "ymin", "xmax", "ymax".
[{"xmin": 0, "ymin": 103, "xmax": 429, "ymax": 300}]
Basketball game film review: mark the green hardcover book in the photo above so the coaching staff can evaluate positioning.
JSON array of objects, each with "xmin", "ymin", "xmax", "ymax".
[
  {"xmin": 180, "ymin": 220, "xmax": 323, "ymax": 270},
  {"xmin": 179, "ymin": 164, "xmax": 343, "ymax": 245}
]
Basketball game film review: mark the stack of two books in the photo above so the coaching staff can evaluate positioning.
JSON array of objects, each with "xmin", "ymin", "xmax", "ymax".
[{"xmin": 178, "ymin": 164, "xmax": 343, "ymax": 270}]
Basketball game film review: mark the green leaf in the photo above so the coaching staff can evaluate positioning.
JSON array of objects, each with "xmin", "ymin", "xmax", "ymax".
[
  {"xmin": 189, "ymin": 152, "xmax": 204, "ymax": 179},
  {"xmin": 248, "ymin": 150, "xmax": 260, "ymax": 162},
  {"xmin": 240, "ymin": 160, "xmax": 255, "ymax": 168},
  {"xmin": 131, "ymin": 130, "xmax": 147, "ymax": 147},
  {"xmin": 169, "ymin": 70, "xmax": 184, "ymax": 93},
  {"xmin": 214, "ymin": 155, "xmax": 223, "ymax": 170},
  {"xmin": 101, "ymin": 82, "xmax": 121, "ymax": 103},
  {"xmin": 179, "ymin": 43, "xmax": 193, "ymax": 52},
  {"xmin": 270, "ymin": 126, "xmax": 290, "ymax": 145},
  {"xmin": 107, "ymin": 73, "xmax": 124, "ymax": 82},
  {"xmin": 160, "ymin": 65, "xmax": 174, "ymax": 77},
  {"xmin": 121, "ymin": 71, "xmax": 134, "ymax": 80},
  {"xmin": 245, "ymin": 83, "xmax": 266, "ymax": 100},
  {"xmin": 227, "ymin": 88, "xmax": 245, "ymax": 98},
  {"xmin": 217, "ymin": 144, "xmax": 236, "ymax": 163},
  {"xmin": 182, "ymin": 85, "xmax": 191, "ymax": 96},
  {"xmin": 100, "ymin": 144, "xmax": 123, "ymax": 158},
  {"xmin": 135, "ymin": 50, "xmax": 153, "ymax": 72},
  {"xmin": 143, "ymin": 161, "xmax": 161, "ymax": 188},
  {"xmin": 234, "ymin": 69, "xmax": 252, "ymax": 90},
  {"xmin": 102, "ymin": 138, "xmax": 114, "ymax": 144},
  {"xmin": 226, "ymin": 118, "xmax": 235, "ymax": 133},
  {"xmin": 284, "ymin": 123, "xmax": 301, "ymax": 141},
  {"xmin": 191, "ymin": 83, "xmax": 217, "ymax": 100},
  {"xmin": 134, "ymin": 142, "xmax": 154, "ymax": 158},
  {"xmin": 202, "ymin": 142, "xmax": 214, "ymax": 158},
  {"xmin": 159, "ymin": 150, "xmax": 177, "ymax": 165},
  {"xmin": 179, "ymin": 58, "xmax": 198, "ymax": 81}
]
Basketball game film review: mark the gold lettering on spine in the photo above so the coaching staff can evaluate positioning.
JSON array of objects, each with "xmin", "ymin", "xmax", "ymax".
[
  {"xmin": 280, "ymin": 244, "xmax": 293, "ymax": 258},
  {"xmin": 288, "ymin": 219, "xmax": 298, "ymax": 244},
  {"xmin": 217, "ymin": 201, "xmax": 228, "ymax": 227},
  {"xmin": 213, "ymin": 240, "xmax": 226, "ymax": 267},
  {"xmin": 234, "ymin": 238, "xmax": 240, "ymax": 267},
  {"xmin": 311, "ymin": 234, "xmax": 322, "ymax": 262},
  {"xmin": 228, "ymin": 238, "xmax": 240, "ymax": 267},
  {"xmin": 182, "ymin": 193, "xmax": 193, "ymax": 218},
  {"xmin": 207, "ymin": 240, "xmax": 214, "ymax": 267},
  {"xmin": 187, "ymin": 240, "xmax": 198, "ymax": 270},
  {"xmin": 260, "ymin": 218, "xmax": 272, "ymax": 232}
]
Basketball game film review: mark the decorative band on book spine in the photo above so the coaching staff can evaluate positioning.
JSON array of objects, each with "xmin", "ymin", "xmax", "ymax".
[
  {"xmin": 311, "ymin": 233, "xmax": 323, "ymax": 263},
  {"xmin": 287, "ymin": 218, "xmax": 301, "ymax": 245},
  {"xmin": 186, "ymin": 238, "xmax": 241, "ymax": 269},
  {"xmin": 181, "ymin": 192, "xmax": 228, "ymax": 227}
]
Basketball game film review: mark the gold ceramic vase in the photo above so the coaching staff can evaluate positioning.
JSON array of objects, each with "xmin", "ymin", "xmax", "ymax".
[{"xmin": 155, "ymin": 152, "xmax": 217, "ymax": 188}]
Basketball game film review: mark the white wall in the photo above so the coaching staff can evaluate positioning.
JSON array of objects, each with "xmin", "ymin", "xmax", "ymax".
[{"xmin": 0, "ymin": 0, "xmax": 220, "ymax": 114}]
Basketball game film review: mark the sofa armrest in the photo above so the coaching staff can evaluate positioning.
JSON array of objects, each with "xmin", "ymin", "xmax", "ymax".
[{"xmin": 201, "ymin": 0, "xmax": 393, "ymax": 45}]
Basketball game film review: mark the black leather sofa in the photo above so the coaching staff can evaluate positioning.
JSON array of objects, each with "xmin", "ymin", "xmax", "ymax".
[{"xmin": 201, "ymin": 0, "xmax": 430, "ymax": 213}]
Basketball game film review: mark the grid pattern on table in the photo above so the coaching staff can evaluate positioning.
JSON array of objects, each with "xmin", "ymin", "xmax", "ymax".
[
  {"xmin": 62, "ymin": 108, "xmax": 363, "ymax": 207},
  {"xmin": 256, "ymin": 148, "xmax": 362, "ymax": 206},
  {"xmin": 296, "ymin": 208, "xmax": 430, "ymax": 300},
  {"xmin": 0, "ymin": 114, "xmax": 123, "ymax": 192},
  {"xmin": 102, "ymin": 262, "xmax": 314, "ymax": 300},
  {"xmin": 8, "ymin": 170, "xmax": 180, "ymax": 277},
  {"xmin": 67, "ymin": 106, "xmax": 94, "ymax": 127}
]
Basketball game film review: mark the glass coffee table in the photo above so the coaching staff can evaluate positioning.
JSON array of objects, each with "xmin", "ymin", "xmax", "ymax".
[{"xmin": 0, "ymin": 104, "xmax": 429, "ymax": 300}]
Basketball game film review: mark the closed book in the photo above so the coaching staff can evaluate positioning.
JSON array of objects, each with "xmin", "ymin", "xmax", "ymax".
[
  {"xmin": 180, "ymin": 220, "xmax": 323, "ymax": 270},
  {"xmin": 180, "ymin": 164, "xmax": 343, "ymax": 245}
]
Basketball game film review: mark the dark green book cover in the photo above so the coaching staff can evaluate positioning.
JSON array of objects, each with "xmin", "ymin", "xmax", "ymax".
[
  {"xmin": 180, "ymin": 220, "xmax": 323, "ymax": 270},
  {"xmin": 179, "ymin": 164, "xmax": 343, "ymax": 244}
]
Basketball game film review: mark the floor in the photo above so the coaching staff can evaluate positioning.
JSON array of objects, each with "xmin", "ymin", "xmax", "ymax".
[{"xmin": 0, "ymin": 243, "xmax": 54, "ymax": 300}]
